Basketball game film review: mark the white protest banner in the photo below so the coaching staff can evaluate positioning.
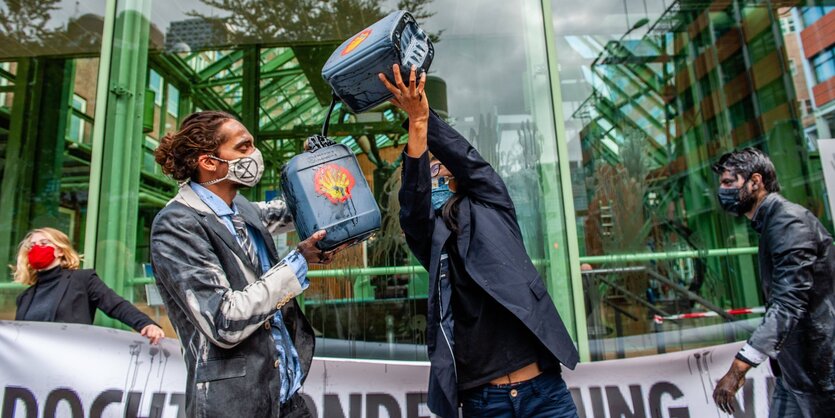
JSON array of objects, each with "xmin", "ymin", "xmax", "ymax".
[
  {"xmin": 299, "ymin": 342, "xmax": 774, "ymax": 418},
  {"xmin": 0, "ymin": 321, "xmax": 187, "ymax": 418},
  {"xmin": 561, "ymin": 343, "xmax": 773, "ymax": 418},
  {"xmin": 1, "ymin": 320, "xmax": 773, "ymax": 417}
]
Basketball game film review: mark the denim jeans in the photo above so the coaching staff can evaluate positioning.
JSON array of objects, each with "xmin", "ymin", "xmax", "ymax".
[
  {"xmin": 770, "ymin": 378, "xmax": 807, "ymax": 418},
  {"xmin": 460, "ymin": 370, "xmax": 578, "ymax": 418},
  {"xmin": 769, "ymin": 378, "xmax": 835, "ymax": 418}
]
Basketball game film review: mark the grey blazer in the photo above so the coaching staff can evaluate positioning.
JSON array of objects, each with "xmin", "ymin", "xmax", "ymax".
[{"xmin": 150, "ymin": 184, "xmax": 314, "ymax": 418}]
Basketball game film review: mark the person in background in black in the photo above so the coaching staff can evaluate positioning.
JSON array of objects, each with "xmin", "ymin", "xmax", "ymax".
[
  {"xmin": 12, "ymin": 227, "xmax": 165, "ymax": 344},
  {"xmin": 711, "ymin": 148, "xmax": 835, "ymax": 418},
  {"xmin": 380, "ymin": 64, "xmax": 580, "ymax": 418}
]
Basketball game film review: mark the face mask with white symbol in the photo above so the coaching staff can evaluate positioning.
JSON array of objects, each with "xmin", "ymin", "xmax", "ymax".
[{"xmin": 201, "ymin": 148, "xmax": 265, "ymax": 188}]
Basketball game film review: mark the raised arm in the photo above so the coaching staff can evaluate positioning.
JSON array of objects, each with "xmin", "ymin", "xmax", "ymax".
[
  {"xmin": 399, "ymin": 151, "xmax": 434, "ymax": 267},
  {"xmin": 379, "ymin": 64, "xmax": 433, "ymax": 266},
  {"xmin": 380, "ymin": 64, "xmax": 512, "ymax": 210},
  {"xmin": 378, "ymin": 63, "xmax": 428, "ymax": 158},
  {"xmin": 424, "ymin": 112, "xmax": 513, "ymax": 210}
]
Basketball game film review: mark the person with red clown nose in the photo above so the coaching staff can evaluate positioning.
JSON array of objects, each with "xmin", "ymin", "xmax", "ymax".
[{"xmin": 11, "ymin": 227, "xmax": 165, "ymax": 344}]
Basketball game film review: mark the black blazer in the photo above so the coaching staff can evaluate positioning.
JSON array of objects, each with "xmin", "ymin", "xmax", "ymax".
[
  {"xmin": 750, "ymin": 193, "xmax": 835, "ymax": 400},
  {"xmin": 399, "ymin": 111, "xmax": 580, "ymax": 418},
  {"xmin": 15, "ymin": 268, "xmax": 156, "ymax": 332}
]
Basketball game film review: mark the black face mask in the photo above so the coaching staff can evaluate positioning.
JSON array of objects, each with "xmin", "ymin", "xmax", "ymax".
[{"xmin": 717, "ymin": 179, "xmax": 757, "ymax": 216}]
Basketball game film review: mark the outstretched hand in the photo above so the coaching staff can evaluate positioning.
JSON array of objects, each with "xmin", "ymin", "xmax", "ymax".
[
  {"xmin": 712, "ymin": 359, "xmax": 750, "ymax": 414},
  {"xmin": 296, "ymin": 230, "xmax": 349, "ymax": 265},
  {"xmin": 378, "ymin": 63, "xmax": 428, "ymax": 121},
  {"xmin": 140, "ymin": 324, "xmax": 165, "ymax": 345}
]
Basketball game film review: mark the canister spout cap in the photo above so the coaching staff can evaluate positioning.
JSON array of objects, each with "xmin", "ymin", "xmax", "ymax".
[{"xmin": 305, "ymin": 134, "xmax": 336, "ymax": 152}]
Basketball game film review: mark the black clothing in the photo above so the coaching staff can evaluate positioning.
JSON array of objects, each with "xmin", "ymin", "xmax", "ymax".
[
  {"xmin": 15, "ymin": 267, "xmax": 156, "ymax": 332},
  {"xmin": 279, "ymin": 393, "xmax": 313, "ymax": 418},
  {"xmin": 748, "ymin": 193, "xmax": 835, "ymax": 415},
  {"xmin": 19, "ymin": 267, "xmax": 63, "ymax": 321},
  {"xmin": 399, "ymin": 111, "xmax": 579, "ymax": 418},
  {"xmin": 446, "ymin": 240, "xmax": 541, "ymax": 391}
]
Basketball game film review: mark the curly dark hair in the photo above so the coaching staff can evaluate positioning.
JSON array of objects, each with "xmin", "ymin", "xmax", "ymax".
[
  {"xmin": 154, "ymin": 110, "xmax": 237, "ymax": 181},
  {"xmin": 712, "ymin": 147, "xmax": 781, "ymax": 193}
]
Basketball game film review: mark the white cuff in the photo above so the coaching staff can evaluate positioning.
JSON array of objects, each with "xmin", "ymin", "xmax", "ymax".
[{"xmin": 738, "ymin": 343, "xmax": 769, "ymax": 365}]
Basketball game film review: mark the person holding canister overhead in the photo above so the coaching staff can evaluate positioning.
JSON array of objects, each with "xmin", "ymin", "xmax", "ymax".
[{"xmin": 380, "ymin": 64, "xmax": 580, "ymax": 418}]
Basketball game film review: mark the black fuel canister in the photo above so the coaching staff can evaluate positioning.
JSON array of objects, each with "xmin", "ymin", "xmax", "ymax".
[
  {"xmin": 279, "ymin": 136, "xmax": 381, "ymax": 251},
  {"xmin": 321, "ymin": 10, "xmax": 434, "ymax": 113},
  {"xmin": 279, "ymin": 10, "xmax": 431, "ymax": 251}
]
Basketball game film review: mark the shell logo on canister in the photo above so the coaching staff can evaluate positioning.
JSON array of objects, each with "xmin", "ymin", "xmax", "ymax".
[
  {"xmin": 341, "ymin": 29, "xmax": 372, "ymax": 56},
  {"xmin": 314, "ymin": 164, "xmax": 356, "ymax": 204}
]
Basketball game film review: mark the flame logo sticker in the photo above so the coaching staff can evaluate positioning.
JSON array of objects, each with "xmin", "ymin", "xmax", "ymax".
[
  {"xmin": 341, "ymin": 29, "xmax": 372, "ymax": 56},
  {"xmin": 314, "ymin": 164, "xmax": 356, "ymax": 204}
]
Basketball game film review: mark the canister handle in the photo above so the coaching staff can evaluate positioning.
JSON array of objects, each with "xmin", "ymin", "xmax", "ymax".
[
  {"xmin": 306, "ymin": 94, "xmax": 339, "ymax": 152},
  {"xmin": 321, "ymin": 93, "xmax": 338, "ymax": 137}
]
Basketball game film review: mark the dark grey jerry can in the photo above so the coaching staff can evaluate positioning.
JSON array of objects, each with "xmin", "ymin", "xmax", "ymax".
[
  {"xmin": 321, "ymin": 10, "xmax": 434, "ymax": 114},
  {"xmin": 280, "ymin": 133, "xmax": 381, "ymax": 251}
]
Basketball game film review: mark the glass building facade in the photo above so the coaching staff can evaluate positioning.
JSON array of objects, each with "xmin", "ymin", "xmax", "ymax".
[{"xmin": 0, "ymin": 0, "xmax": 832, "ymax": 363}]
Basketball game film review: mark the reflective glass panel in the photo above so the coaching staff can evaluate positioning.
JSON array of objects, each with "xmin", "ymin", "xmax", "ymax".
[
  {"xmin": 553, "ymin": 0, "xmax": 832, "ymax": 359},
  {"xmin": 0, "ymin": 0, "xmax": 107, "ymax": 320}
]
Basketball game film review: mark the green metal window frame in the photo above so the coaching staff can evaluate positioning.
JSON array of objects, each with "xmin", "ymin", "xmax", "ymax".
[{"xmin": 8, "ymin": 0, "xmax": 780, "ymax": 363}]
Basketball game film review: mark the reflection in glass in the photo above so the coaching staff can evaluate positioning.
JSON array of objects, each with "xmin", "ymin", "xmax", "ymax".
[
  {"xmin": 116, "ymin": 0, "xmax": 574, "ymax": 359},
  {"xmin": 0, "ymin": 1, "xmax": 107, "ymax": 58},
  {"xmin": 3, "ymin": 0, "xmax": 577, "ymax": 361},
  {"xmin": 0, "ymin": 2, "xmax": 108, "ymax": 324},
  {"xmin": 555, "ymin": 0, "xmax": 831, "ymax": 359}
]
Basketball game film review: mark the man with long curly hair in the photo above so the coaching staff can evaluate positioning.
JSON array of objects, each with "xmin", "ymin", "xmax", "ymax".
[{"xmin": 150, "ymin": 111, "xmax": 337, "ymax": 418}]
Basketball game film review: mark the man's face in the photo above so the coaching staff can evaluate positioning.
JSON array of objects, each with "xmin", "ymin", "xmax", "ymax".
[
  {"xmin": 717, "ymin": 170, "xmax": 761, "ymax": 217},
  {"xmin": 718, "ymin": 171, "xmax": 746, "ymax": 190},
  {"xmin": 216, "ymin": 119, "xmax": 256, "ymax": 159},
  {"xmin": 211, "ymin": 119, "xmax": 257, "ymax": 178}
]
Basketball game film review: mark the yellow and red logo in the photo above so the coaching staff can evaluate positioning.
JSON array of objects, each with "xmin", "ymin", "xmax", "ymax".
[
  {"xmin": 314, "ymin": 164, "xmax": 356, "ymax": 204},
  {"xmin": 341, "ymin": 29, "xmax": 372, "ymax": 56}
]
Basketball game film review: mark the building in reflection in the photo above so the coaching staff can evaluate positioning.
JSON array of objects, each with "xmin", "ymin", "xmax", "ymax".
[
  {"xmin": 784, "ymin": 6, "xmax": 835, "ymax": 142},
  {"xmin": 1, "ymin": 0, "xmax": 834, "ymax": 363},
  {"xmin": 165, "ymin": 18, "xmax": 231, "ymax": 52},
  {"xmin": 566, "ymin": 1, "xmax": 833, "ymax": 358}
]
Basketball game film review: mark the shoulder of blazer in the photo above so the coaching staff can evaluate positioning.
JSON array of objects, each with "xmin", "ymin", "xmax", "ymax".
[
  {"xmin": 151, "ymin": 200, "xmax": 206, "ymax": 233},
  {"xmin": 15, "ymin": 285, "xmax": 34, "ymax": 306},
  {"xmin": 59, "ymin": 269, "xmax": 95, "ymax": 295},
  {"xmin": 68, "ymin": 268, "xmax": 96, "ymax": 281},
  {"xmin": 155, "ymin": 199, "xmax": 202, "ymax": 219}
]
